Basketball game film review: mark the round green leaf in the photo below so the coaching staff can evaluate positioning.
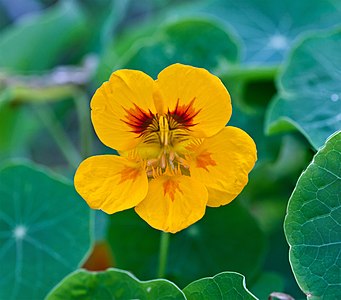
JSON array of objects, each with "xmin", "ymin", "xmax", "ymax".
[
  {"xmin": 183, "ymin": 272, "xmax": 257, "ymax": 300},
  {"xmin": 266, "ymin": 28, "xmax": 341, "ymax": 150},
  {"xmin": 0, "ymin": 162, "xmax": 92, "ymax": 300},
  {"xmin": 46, "ymin": 268, "xmax": 186, "ymax": 300},
  {"xmin": 108, "ymin": 202, "xmax": 265, "ymax": 287},
  {"xmin": 198, "ymin": 0, "xmax": 341, "ymax": 65},
  {"xmin": 284, "ymin": 131, "xmax": 341, "ymax": 299}
]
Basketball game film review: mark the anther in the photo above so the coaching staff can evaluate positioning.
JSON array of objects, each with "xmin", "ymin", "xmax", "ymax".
[
  {"xmin": 169, "ymin": 151, "xmax": 175, "ymax": 162},
  {"xmin": 160, "ymin": 153, "xmax": 166, "ymax": 169},
  {"xmin": 177, "ymin": 157, "xmax": 189, "ymax": 169},
  {"xmin": 146, "ymin": 158, "xmax": 158, "ymax": 167}
]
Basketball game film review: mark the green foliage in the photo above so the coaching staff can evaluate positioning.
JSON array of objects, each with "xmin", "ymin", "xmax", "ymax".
[
  {"xmin": 0, "ymin": 1, "xmax": 86, "ymax": 72},
  {"xmin": 0, "ymin": 0, "xmax": 340, "ymax": 299},
  {"xmin": 249, "ymin": 272, "xmax": 284, "ymax": 300},
  {"xmin": 108, "ymin": 202, "xmax": 265, "ymax": 287},
  {"xmin": 196, "ymin": 0, "xmax": 341, "ymax": 65},
  {"xmin": 47, "ymin": 269, "xmax": 258, "ymax": 300},
  {"xmin": 47, "ymin": 268, "xmax": 186, "ymax": 300},
  {"xmin": 183, "ymin": 272, "xmax": 257, "ymax": 300},
  {"xmin": 124, "ymin": 18, "xmax": 240, "ymax": 78},
  {"xmin": 0, "ymin": 103, "xmax": 40, "ymax": 160},
  {"xmin": 266, "ymin": 28, "xmax": 341, "ymax": 149},
  {"xmin": 285, "ymin": 131, "xmax": 341, "ymax": 299},
  {"xmin": 97, "ymin": 17, "xmax": 240, "ymax": 82},
  {"xmin": 0, "ymin": 162, "xmax": 92, "ymax": 300}
]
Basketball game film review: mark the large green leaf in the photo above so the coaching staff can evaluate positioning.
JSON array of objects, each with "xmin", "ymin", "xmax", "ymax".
[
  {"xmin": 46, "ymin": 268, "xmax": 186, "ymax": 300},
  {"xmin": 0, "ymin": 162, "xmax": 92, "ymax": 300},
  {"xmin": 47, "ymin": 268, "xmax": 260, "ymax": 300},
  {"xmin": 96, "ymin": 17, "xmax": 240, "ymax": 81},
  {"xmin": 197, "ymin": 0, "xmax": 341, "ymax": 65},
  {"xmin": 284, "ymin": 131, "xmax": 341, "ymax": 299},
  {"xmin": 266, "ymin": 29, "xmax": 341, "ymax": 150},
  {"xmin": 108, "ymin": 201, "xmax": 265, "ymax": 287},
  {"xmin": 183, "ymin": 272, "xmax": 257, "ymax": 300},
  {"xmin": 0, "ymin": 1, "xmax": 86, "ymax": 72}
]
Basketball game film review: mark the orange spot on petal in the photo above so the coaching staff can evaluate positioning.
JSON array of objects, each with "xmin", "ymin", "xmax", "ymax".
[
  {"xmin": 163, "ymin": 178, "xmax": 182, "ymax": 202},
  {"xmin": 119, "ymin": 166, "xmax": 141, "ymax": 184},
  {"xmin": 196, "ymin": 150, "xmax": 217, "ymax": 171}
]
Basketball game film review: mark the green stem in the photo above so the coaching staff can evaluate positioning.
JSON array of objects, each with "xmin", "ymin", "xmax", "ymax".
[
  {"xmin": 73, "ymin": 90, "xmax": 92, "ymax": 158},
  {"xmin": 33, "ymin": 104, "xmax": 81, "ymax": 169},
  {"xmin": 220, "ymin": 65, "xmax": 280, "ymax": 82},
  {"xmin": 158, "ymin": 231, "xmax": 170, "ymax": 278}
]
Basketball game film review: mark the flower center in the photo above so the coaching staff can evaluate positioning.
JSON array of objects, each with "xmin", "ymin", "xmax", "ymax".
[
  {"xmin": 142, "ymin": 115, "xmax": 190, "ymax": 178},
  {"xmin": 122, "ymin": 100, "xmax": 201, "ymax": 178}
]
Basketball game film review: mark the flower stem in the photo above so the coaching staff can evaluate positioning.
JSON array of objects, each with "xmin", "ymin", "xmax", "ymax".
[{"xmin": 158, "ymin": 231, "xmax": 170, "ymax": 278}]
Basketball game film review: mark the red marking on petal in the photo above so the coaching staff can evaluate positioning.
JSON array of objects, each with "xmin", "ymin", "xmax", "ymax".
[
  {"xmin": 121, "ymin": 104, "xmax": 155, "ymax": 135},
  {"xmin": 168, "ymin": 98, "xmax": 201, "ymax": 129}
]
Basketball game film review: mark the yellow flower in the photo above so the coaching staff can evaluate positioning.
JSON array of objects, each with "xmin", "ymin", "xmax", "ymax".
[{"xmin": 74, "ymin": 63, "xmax": 257, "ymax": 233}]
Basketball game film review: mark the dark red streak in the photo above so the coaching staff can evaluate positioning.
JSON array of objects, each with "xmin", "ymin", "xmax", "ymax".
[
  {"xmin": 121, "ymin": 104, "xmax": 155, "ymax": 135},
  {"xmin": 168, "ymin": 98, "xmax": 201, "ymax": 128}
]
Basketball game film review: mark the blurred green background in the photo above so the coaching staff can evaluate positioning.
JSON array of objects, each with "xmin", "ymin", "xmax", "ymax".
[{"xmin": 1, "ymin": 0, "xmax": 341, "ymax": 299}]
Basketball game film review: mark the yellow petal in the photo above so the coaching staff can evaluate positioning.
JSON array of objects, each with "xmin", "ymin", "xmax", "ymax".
[
  {"xmin": 91, "ymin": 69, "xmax": 157, "ymax": 151},
  {"xmin": 74, "ymin": 155, "xmax": 148, "ymax": 214},
  {"xmin": 156, "ymin": 63, "xmax": 231, "ymax": 138},
  {"xmin": 135, "ymin": 175, "xmax": 208, "ymax": 233},
  {"xmin": 189, "ymin": 126, "xmax": 257, "ymax": 207}
]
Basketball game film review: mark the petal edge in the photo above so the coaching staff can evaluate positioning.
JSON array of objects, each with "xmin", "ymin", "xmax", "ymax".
[
  {"xmin": 74, "ymin": 155, "xmax": 148, "ymax": 214},
  {"xmin": 189, "ymin": 126, "xmax": 257, "ymax": 207}
]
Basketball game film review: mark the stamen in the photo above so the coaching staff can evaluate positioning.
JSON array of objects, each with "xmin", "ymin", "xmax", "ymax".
[
  {"xmin": 160, "ymin": 153, "xmax": 166, "ymax": 169},
  {"xmin": 177, "ymin": 157, "xmax": 189, "ymax": 169},
  {"xmin": 140, "ymin": 111, "xmax": 199, "ymax": 179},
  {"xmin": 147, "ymin": 158, "xmax": 159, "ymax": 167},
  {"xmin": 169, "ymin": 159, "xmax": 175, "ymax": 170},
  {"xmin": 169, "ymin": 151, "xmax": 175, "ymax": 162}
]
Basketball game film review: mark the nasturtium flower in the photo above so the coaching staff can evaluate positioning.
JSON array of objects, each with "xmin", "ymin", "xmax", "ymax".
[{"xmin": 74, "ymin": 63, "xmax": 256, "ymax": 233}]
